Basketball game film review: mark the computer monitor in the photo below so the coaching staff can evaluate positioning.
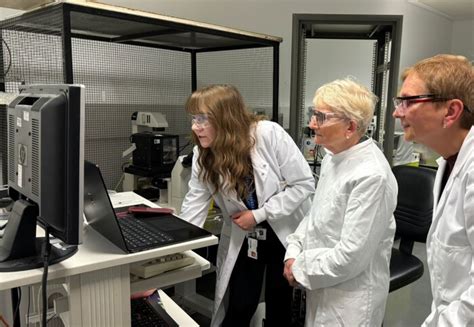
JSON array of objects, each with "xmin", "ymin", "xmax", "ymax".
[{"xmin": 0, "ymin": 84, "xmax": 85, "ymax": 271}]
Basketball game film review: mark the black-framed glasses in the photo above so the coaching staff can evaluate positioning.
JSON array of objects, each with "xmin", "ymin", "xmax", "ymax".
[
  {"xmin": 311, "ymin": 109, "xmax": 347, "ymax": 126},
  {"xmin": 392, "ymin": 94, "xmax": 450, "ymax": 112}
]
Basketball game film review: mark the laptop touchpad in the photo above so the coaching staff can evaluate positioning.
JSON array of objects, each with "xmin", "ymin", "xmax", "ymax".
[{"xmin": 147, "ymin": 215, "xmax": 193, "ymax": 231}]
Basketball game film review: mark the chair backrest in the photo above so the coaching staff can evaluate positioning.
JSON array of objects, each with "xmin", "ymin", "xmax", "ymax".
[{"xmin": 392, "ymin": 165, "xmax": 437, "ymax": 253}]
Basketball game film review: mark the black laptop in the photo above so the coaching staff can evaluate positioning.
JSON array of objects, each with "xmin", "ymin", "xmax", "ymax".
[{"xmin": 83, "ymin": 160, "xmax": 212, "ymax": 253}]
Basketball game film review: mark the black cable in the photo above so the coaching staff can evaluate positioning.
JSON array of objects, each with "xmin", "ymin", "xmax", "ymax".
[
  {"xmin": 177, "ymin": 140, "xmax": 192, "ymax": 155},
  {"xmin": 27, "ymin": 286, "xmax": 31, "ymax": 325},
  {"xmin": 121, "ymin": 161, "xmax": 130, "ymax": 171},
  {"xmin": 1, "ymin": 38, "xmax": 12, "ymax": 77},
  {"xmin": 46, "ymin": 313, "xmax": 58, "ymax": 323},
  {"xmin": 12, "ymin": 287, "xmax": 21, "ymax": 324},
  {"xmin": 312, "ymin": 144, "xmax": 319, "ymax": 174},
  {"xmin": 312, "ymin": 144, "xmax": 324, "ymax": 184},
  {"xmin": 41, "ymin": 226, "xmax": 51, "ymax": 327}
]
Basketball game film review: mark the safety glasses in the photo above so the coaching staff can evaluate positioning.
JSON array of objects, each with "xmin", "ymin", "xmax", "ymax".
[
  {"xmin": 392, "ymin": 94, "xmax": 450, "ymax": 113},
  {"xmin": 191, "ymin": 114, "xmax": 210, "ymax": 128},
  {"xmin": 311, "ymin": 109, "xmax": 347, "ymax": 126}
]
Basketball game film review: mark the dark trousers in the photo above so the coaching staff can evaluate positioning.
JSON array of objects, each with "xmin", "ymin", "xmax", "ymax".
[{"xmin": 222, "ymin": 222, "xmax": 293, "ymax": 327}]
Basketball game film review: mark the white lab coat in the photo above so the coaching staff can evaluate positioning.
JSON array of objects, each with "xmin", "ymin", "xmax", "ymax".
[
  {"xmin": 422, "ymin": 126, "xmax": 474, "ymax": 326},
  {"xmin": 285, "ymin": 138, "xmax": 397, "ymax": 326},
  {"xmin": 179, "ymin": 120, "xmax": 315, "ymax": 326}
]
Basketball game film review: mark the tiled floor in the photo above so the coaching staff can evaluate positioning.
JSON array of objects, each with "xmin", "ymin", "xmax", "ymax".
[{"xmin": 185, "ymin": 241, "xmax": 433, "ymax": 327}]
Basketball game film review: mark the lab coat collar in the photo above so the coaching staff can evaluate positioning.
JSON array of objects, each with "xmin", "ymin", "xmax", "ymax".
[
  {"xmin": 433, "ymin": 159, "xmax": 446, "ymax": 212},
  {"xmin": 326, "ymin": 137, "xmax": 373, "ymax": 163},
  {"xmin": 446, "ymin": 126, "xmax": 474, "ymax": 179},
  {"xmin": 433, "ymin": 126, "xmax": 474, "ymax": 218}
]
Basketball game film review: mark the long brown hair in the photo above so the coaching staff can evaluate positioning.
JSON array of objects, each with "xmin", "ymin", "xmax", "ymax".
[{"xmin": 186, "ymin": 84, "xmax": 263, "ymax": 198}]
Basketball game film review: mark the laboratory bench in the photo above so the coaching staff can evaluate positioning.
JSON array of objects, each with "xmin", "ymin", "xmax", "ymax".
[{"xmin": 0, "ymin": 192, "xmax": 218, "ymax": 326}]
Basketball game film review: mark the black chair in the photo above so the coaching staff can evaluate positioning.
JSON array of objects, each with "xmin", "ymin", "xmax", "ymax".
[{"xmin": 389, "ymin": 165, "xmax": 437, "ymax": 292}]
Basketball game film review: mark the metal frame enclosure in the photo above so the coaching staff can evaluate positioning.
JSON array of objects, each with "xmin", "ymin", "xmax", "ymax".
[
  {"xmin": 1, "ymin": 2, "xmax": 281, "ymax": 120},
  {"xmin": 0, "ymin": 1, "xmax": 282, "ymax": 190},
  {"xmin": 289, "ymin": 14, "xmax": 403, "ymax": 164}
]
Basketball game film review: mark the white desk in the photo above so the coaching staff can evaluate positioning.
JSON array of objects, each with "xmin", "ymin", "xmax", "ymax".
[{"xmin": 0, "ymin": 192, "xmax": 218, "ymax": 326}]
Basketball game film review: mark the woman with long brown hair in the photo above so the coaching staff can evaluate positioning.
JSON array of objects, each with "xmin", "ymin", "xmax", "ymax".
[{"xmin": 179, "ymin": 84, "xmax": 315, "ymax": 326}]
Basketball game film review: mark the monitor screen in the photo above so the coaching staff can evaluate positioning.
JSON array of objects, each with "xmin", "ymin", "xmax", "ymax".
[{"xmin": 0, "ymin": 84, "xmax": 85, "ymax": 271}]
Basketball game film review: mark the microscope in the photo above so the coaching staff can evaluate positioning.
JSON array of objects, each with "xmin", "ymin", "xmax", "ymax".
[
  {"xmin": 122, "ymin": 112, "xmax": 179, "ymax": 202},
  {"xmin": 168, "ymin": 153, "xmax": 193, "ymax": 214}
]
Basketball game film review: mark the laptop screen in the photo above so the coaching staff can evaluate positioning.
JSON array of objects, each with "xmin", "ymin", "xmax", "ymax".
[
  {"xmin": 83, "ymin": 160, "xmax": 129, "ymax": 251},
  {"xmin": 83, "ymin": 161, "xmax": 212, "ymax": 253}
]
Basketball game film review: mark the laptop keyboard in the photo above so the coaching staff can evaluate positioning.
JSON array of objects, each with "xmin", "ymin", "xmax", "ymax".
[
  {"xmin": 131, "ymin": 296, "xmax": 177, "ymax": 327},
  {"xmin": 118, "ymin": 216, "xmax": 175, "ymax": 250}
]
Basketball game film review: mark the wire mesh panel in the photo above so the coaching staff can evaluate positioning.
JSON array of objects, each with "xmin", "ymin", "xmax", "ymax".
[
  {"xmin": 197, "ymin": 47, "xmax": 274, "ymax": 117},
  {"xmin": 0, "ymin": 3, "xmax": 279, "ymax": 190},
  {"xmin": 72, "ymin": 38, "xmax": 192, "ymax": 187},
  {"xmin": 0, "ymin": 6, "xmax": 64, "ymax": 188},
  {"xmin": 1, "ymin": 7, "xmax": 64, "ymax": 91}
]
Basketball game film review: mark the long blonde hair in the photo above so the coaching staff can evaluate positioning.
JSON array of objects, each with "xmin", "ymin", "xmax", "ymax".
[{"xmin": 186, "ymin": 84, "xmax": 263, "ymax": 198}]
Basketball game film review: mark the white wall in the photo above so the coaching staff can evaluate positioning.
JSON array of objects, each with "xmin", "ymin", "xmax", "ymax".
[
  {"xmin": 304, "ymin": 39, "xmax": 375, "ymax": 115},
  {"xmin": 451, "ymin": 19, "xmax": 474, "ymax": 60},
  {"xmin": 0, "ymin": 0, "xmax": 458, "ymax": 124}
]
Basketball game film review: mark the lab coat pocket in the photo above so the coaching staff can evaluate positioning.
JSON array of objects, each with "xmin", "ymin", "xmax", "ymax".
[
  {"xmin": 316, "ymin": 287, "xmax": 368, "ymax": 326},
  {"xmin": 431, "ymin": 235, "xmax": 471, "ymax": 302}
]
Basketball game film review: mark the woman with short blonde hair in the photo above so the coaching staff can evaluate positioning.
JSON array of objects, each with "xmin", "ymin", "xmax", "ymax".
[
  {"xmin": 284, "ymin": 77, "xmax": 397, "ymax": 326},
  {"xmin": 313, "ymin": 77, "xmax": 378, "ymax": 134}
]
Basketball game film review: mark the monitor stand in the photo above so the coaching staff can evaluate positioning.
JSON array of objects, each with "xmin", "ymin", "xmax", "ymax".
[{"xmin": 0, "ymin": 199, "xmax": 77, "ymax": 272}]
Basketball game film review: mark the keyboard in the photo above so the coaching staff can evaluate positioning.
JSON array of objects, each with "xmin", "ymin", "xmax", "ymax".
[
  {"xmin": 131, "ymin": 291, "xmax": 177, "ymax": 327},
  {"xmin": 118, "ymin": 216, "xmax": 174, "ymax": 250},
  {"xmin": 131, "ymin": 252, "xmax": 195, "ymax": 279}
]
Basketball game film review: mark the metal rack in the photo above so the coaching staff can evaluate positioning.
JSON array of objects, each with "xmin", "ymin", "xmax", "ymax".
[
  {"xmin": 289, "ymin": 14, "xmax": 402, "ymax": 164},
  {"xmin": 0, "ymin": 0, "xmax": 281, "ymax": 188}
]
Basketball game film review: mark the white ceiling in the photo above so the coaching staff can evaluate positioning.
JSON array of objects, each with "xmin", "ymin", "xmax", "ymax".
[{"xmin": 410, "ymin": 0, "xmax": 474, "ymax": 20}]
